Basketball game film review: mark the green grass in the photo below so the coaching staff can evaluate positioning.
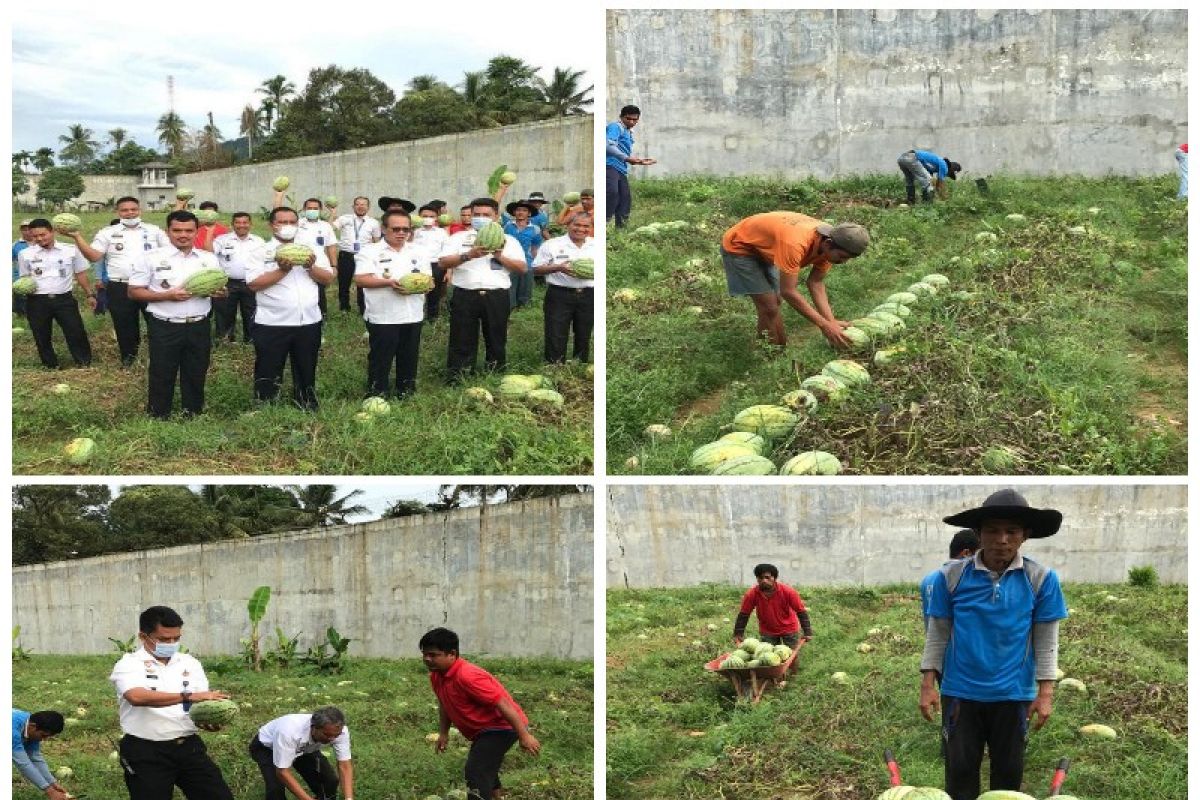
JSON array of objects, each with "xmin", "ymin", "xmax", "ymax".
[
  {"xmin": 13, "ymin": 211, "xmax": 593, "ymax": 475},
  {"xmin": 12, "ymin": 653, "xmax": 593, "ymax": 800},
  {"xmin": 606, "ymin": 583, "xmax": 1186, "ymax": 800},
  {"xmin": 606, "ymin": 175, "xmax": 1187, "ymax": 475}
]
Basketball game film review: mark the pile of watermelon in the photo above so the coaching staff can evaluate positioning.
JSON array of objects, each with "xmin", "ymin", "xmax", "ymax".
[{"xmin": 718, "ymin": 637, "xmax": 793, "ymax": 670}]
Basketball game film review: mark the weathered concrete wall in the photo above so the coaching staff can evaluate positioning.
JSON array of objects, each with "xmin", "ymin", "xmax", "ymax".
[
  {"xmin": 176, "ymin": 116, "xmax": 593, "ymax": 213},
  {"xmin": 607, "ymin": 9, "xmax": 1187, "ymax": 177},
  {"xmin": 607, "ymin": 485, "xmax": 1186, "ymax": 588},
  {"xmin": 13, "ymin": 495, "xmax": 593, "ymax": 660},
  {"xmin": 14, "ymin": 174, "xmax": 171, "ymax": 210}
]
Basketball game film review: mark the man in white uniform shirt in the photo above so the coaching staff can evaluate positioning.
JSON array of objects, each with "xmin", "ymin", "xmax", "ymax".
[
  {"xmin": 354, "ymin": 211, "xmax": 430, "ymax": 398},
  {"xmin": 108, "ymin": 605, "xmax": 234, "ymax": 800},
  {"xmin": 16, "ymin": 218, "xmax": 96, "ymax": 369},
  {"xmin": 69, "ymin": 196, "xmax": 168, "ymax": 365},
  {"xmin": 412, "ymin": 203, "xmax": 450, "ymax": 323},
  {"xmin": 437, "ymin": 197, "xmax": 527, "ymax": 383},
  {"xmin": 299, "ymin": 197, "xmax": 340, "ymax": 315},
  {"xmin": 129, "ymin": 211, "xmax": 222, "ymax": 419},
  {"xmin": 247, "ymin": 207, "xmax": 335, "ymax": 411},
  {"xmin": 533, "ymin": 214, "xmax": 595, "ymax": 364},
  {"xmin": 250, "ymin": 707, "xmax": 355, "ymax": 800},
  {"xmin": 329, "ymin": 196, "xmax": 381, "ymax": 314},
  {"xmin": 210, "ymin": 212, "xmax": 263, "ymax": 344}
]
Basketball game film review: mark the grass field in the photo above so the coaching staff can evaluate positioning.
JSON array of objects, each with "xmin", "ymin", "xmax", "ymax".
[
  {"xmin": 12, "ymin": 211, "xmax": 593, "ymax": 475},
  {"xmin": 606, "ymin": 583, "xmax": 1186, "ymax": 800},
  {"xmin": 606, "ymin": 175, "xmax": 1187, "ymax": 475},
  {"xmin": 12, "ymin": 653, "xmax": 593, "ymax": 800}
]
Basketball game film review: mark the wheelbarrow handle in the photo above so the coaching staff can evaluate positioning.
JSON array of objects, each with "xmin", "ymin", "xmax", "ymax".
[
  {"xmin": 883, "ymin": 749, "xmax": 902, "ymax": 786},
  {"xmin": 1048, "ymin": 757, "xmax": 1071, "ymax": 795}
]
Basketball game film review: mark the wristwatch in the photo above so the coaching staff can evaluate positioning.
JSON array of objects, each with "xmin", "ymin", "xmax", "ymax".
[{"xmin": 180, "ymin": 690, "xmax": 192, "ymax": 703}]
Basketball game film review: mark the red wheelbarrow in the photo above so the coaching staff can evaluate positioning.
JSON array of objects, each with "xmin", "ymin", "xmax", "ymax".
[{"xmin": 703, "ymin": 639, "xmax": 807, "ymax": 703}]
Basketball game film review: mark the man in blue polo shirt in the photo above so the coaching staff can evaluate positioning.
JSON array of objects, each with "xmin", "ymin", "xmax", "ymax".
[
  {"xmin": 12, "ymin": 709, "xmax": 70, "ymax": 800},
  {"xmin": 606, "ymin": 105, "xmax": 657, "ymax": 228},
  {"xmin": 898, "ymin": 149, "xmax": 962, "ymax": 204},
  {"xmin": 918, "ymin": 489, "xmax": 1068, "ymax": 800},
  {"xmin": 920, "ymin": 528, "xmax": 979, "ymax": 631}
]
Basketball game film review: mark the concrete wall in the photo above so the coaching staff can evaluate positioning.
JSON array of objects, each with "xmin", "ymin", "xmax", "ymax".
[
  {"xmin": 176, "ymin": 116, "xmax": 593, "ymax": 213},
  {"xmin": 607, "ymin": 485, "xmax": 1186, "ymax": 588},
  {"xmin": 14, "ymin": 174, "xmax": 175, "ymax": 211},
  {"xmin": 13, "ymin": 495, "xmax": 594, "ymax": 660},
  {"xmin": 607, "ymin": 9, "xmax": 1187, "ymax": 178}
]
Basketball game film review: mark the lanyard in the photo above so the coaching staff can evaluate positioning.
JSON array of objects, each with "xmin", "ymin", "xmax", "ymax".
[{"xmin": 353, "ymin": 217, "xmax": 366, "ymax": 241}]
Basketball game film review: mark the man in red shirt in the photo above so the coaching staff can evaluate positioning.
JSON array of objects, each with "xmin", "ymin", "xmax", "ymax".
[
  {"xmin": 420, "ymin": 628, "xmax": 541, "ymax": 800},
  {"xmin": 733, "ymin": 563, "xmax": 814, "ymax": 669}
]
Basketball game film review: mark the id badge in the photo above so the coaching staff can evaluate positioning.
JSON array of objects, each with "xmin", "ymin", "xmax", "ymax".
[
  {"xmin": 144, "ymin": 242, "xmax": 153, "ymax": 251},
  {"xmin": 353, "ymin": 242, "xmax": 360, "ymax": 253},
  {"xmin": 490, "ymin": 257, "xmax": 504, "ymax": 271},
  {"xmin": 317, "ymin": 236, "xmax": 326, "ymax": 246}
]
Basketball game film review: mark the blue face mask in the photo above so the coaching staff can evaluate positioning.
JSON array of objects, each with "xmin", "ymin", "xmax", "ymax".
[
  {"xmin": 470, "ymin": 216, "xmax": 490, "ymax": 231},
  {"xmin": 151, "ymin": 640, "xmax": 180, "ymax": 659}
]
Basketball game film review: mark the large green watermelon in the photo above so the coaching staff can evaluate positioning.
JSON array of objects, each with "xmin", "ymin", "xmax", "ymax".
[
  {"xmin": 718, "ymin": 431, "xmax": 767, "ymax": 455},
  {"xmin": 13, "ymin": 277, "xmax": 37, "ymax": 296},
  {"xmin": 976, "ymin": 792, "xmax": 1038, "ymax": 800},
  {"xmin": 275, "ymin": 243, "xmax": 314, "ymax": 270},
  {"xmin": 873, "ymin": 302, "xmax": 912, "ymax": 318},
  {"xmin": 572, "ymin": 258, "xmax": 595, "ymax": 279},
  {"xmin": 780, "ymin": 451, "xmax": 842, "ymax": 476},
  {"xmin": 800, "ymin": 375, "xmax": 848, "ymax": 403},
  {"xmin": 731, "ymin": 405, "xmax": 799, "ymax": 440},
  {"xmin": 396, "ymin": 273, "xmax": 435, "ymax": 294},
  {"xmin": 475, "ymin": 222, "xmax": 506, "ymax": 250},
  {"xmin": 821, "ymin": 359, "xmax": 871, "ymax": 387},
  {"xmin": 905, "ymin": 790, "xmax": 950, "ymax": 800},
  {"xmin": 183, "ymin": 269, "xmax": 229, "ymax": 297},
  {"xmin": 689, "ymin": 442, "xmax": 756, "ymax": 472},
  {"xmin": 51, "ymin": 213, "xmax": 82, "ymax": 234},
  {"xmin": 712, "ymin": 454, "xmax": 777, "ymax": 475},
  {"xmin": 885, "ymin": 291, "xmax": 919, "ymax": 306},
  {"xmin": 841, "ymin": 326, "xmax": 871, "ymax": 350},
  {"xmin": 876, "ymin": 787, "xmax": 915, "ymax": 800},
  {"xmin": 188, "ymin": 699, "xmax": 239, "ymax": 726}
]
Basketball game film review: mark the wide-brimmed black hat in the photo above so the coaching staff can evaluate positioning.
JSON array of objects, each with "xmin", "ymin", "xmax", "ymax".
[
  {"xmin": 525, "ymin": 191, "xmax": 547, "ymax": 204},
  {"xmin": 377, "ymin": 196, "xmax": 416, "ymax": 214},
  {"xmin": 506, "ymin": 200, "xmax": 538, "ymax": 217},
  {"xmin": 943, "ymin": 489, "xmax": 1062, "ymax": 539}
]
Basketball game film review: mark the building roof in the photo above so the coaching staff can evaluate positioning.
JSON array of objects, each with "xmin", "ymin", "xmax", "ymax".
[{"xmin": 139, "ymin": 161, "xmax": 172, "ymax": 168}]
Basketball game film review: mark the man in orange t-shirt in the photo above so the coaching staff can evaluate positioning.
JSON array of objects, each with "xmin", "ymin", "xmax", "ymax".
[
  {"xmin": 421, "ymin": 627, "xmax": 541, "ymax": 800},
  {"xmin": 721, "ymin": 211, "xmax": 869, "ymax": 348}
]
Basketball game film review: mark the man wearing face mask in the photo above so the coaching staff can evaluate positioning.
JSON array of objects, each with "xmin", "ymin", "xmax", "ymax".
[
  {"xmin": 70, "ymin": 196, "xmax": 169, "ymax": 366},
  {"xmin": 210, "ymin": 212, "xmax": 264, "ymax": 345},
  {"xmin": 108, "ymin": 605, "xmax": 235, "ymax": 800},
  {"xmin": 250, "ymin": 707, "xmax": 355, "ymax": 800},
  {"xmin": 298, "ymin": 197, "xmax": 339, "ymax": 315},
  {"xmin": 413, "ymin": 203, "xmax": 451, "ymax": 323},
  {"xmin": 129, "ymin": 210, "xmax": 224, "ymax": 419},
  {"xmin": 246, "ymin": 207, "xmax": 335, "ymax": 411},
  {"xmin": 438, "ymin": 198, "xmax": 528, "ymax": 382},
  {"xmin": 328, "ymin": 196, "xmax": 382, "ymax": 314}
]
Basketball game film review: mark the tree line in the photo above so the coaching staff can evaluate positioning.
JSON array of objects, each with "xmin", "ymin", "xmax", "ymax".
[{"xmin": 12, "ymin": 484, "xmax": 589, "ymax": 565}]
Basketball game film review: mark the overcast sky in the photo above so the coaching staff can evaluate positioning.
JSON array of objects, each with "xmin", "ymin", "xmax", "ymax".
[
  {"xmin": 107, "ymin": 484, "xmax": 445, "ymax": 523},
  {"xmin": 11, "ymin": 6, "xmax": 598, "ymax": 156}
]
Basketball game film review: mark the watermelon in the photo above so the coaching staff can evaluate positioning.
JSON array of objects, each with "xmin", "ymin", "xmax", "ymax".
[
  {"xmin": 831, "ymin": 672, "xmax": 852, "ymax": 687},
  {"xmin": 885, "ymin": 291, "xmax": 919, "ymax": 306},
  {"xmin": 689, "ymin": 442, "xmax": 756, "ymax": 472},
  {"xmin": 780, "ymin": 389, "xmax": 818, "ymax": 413},
  {"xmin": 721, "ymin": 655, "xmax": 747, "ymax": 670},
  {"xmin": 183, "ymin": 269, "xmax": 228, "ymax": 297},
  {"xmin": 572, "ymin": 258, "xmax": 595, "ymax": 280},
  {"xmin": 780, "ymin": 451, "xmax": 841, "ymax": 476},
  {"xmin": 731, "ymin": 405, "xmax": 799, "ymax": 440},
  {"xmin": 875, "ymin": 788, "xmax": 915, "ymax": 800},
  {"xmin": 872, "ymin": 302, "xmax": 911, "ymax": 318},
  {"xmin": 712, "ymin": 454, "xmax": 777, "ymax": 475},
  {"xmin": 950, "ymin": 290, "xmax": 976, "ymax": 301},
  {"xmin": 437, "ymin": 213, "xmax": 452, "ymax": 226},
  {"xmin": 851, "ymin": 316, "xmax": 891, "ymax": 336},
  {"xmin": 905, "ymin": 790, "xmax": 950, "ymax": 800},
  {"xmin": 760, "ymin": 651, "xmax": 782, "ymax": 666},
  {"xmin": 188, "ymin": 699, "xmax": 239, "ymax": 727},
  {"xmin": 719, "ymin": 431, "xmax": 767, "ymax": 455},
  {"xmin": 1057, "ymin": 678, "xmax": 1087, "ymax": 695},
  {"xmin": 13, "ymin": 277, "xmax": 37, "ymax": 295},
  {"xmin": 197, "ymin": 208, "xmax": 219, "ymax": 224},
  {"xmin": 64, "ymin": 438, "xmax": 95, "ymax": 465},
  {"xmin": 1004, "ymin": 213, "xmax": 1027, "ymax": 225},
  {"xmin": 739, "ymin": 637, "xmax": 760, "ymax": 652},
  {"xmin": 54, "ymin": 766, "xmax": 73, "ymax": 779},
  {"xmin": 362, "ymin": 397, "xmax": 391, "ymax": 415},
  {"xmin": 644, "ymin": 424, "xmax": 672, "ymax": 441},
  {"xmin": 51, "ymin": 213, "xmax": 82, "ymax": 234},
  {"xmin": 474, "ymin": 222, "xmax": 506, "ymax": 250},
  {"xmin": 841, "ymin": 327, "xmax": 871, "ymax": 349},
  {"xmin": 801, "ymin": 375, "xmax": 848, "ymax": 403},
  {"xmin": 921, "ymin": 273, "xmax": 950, "ymax": 286},
  {"xmin": 275, "ymin": 243, "xmax": 314, "ymax": 270},
  {"xmin": 323, "ymin": 195, "xmax": 340, "ymax": 208},
  {"xmin": 868, "ymin": 311, "xmax": 906, "ymax": 334},
  {"xmin": 499, "ymin": 170, "xmax": 517, "ymax": 186},
  {"xmin": 746, "ymin": 659, "xmax": 762, "ymax": 668},
  {"xmin": 612, "ymin": 288, "xmax": 640, "ymax": 303},
  {"xmin": 464, "ymin": 387, "xmax": 494, "ymax": 405},
  {"xmin": 874, "ymin": 347, "xmax": 907, "ymax": 366},
  {"xmin": 526, "ymin": 389, "xmax": 565, "ymax": 408},
  {"xmin": 976, "ymin": 792, "xmax": 1038, "ymax": 800},
  {"xmin": 975, "ymin": 231, "xmax": 999, "ymax": 244},
  {"xmin": 773, "ymin": 644, "xmax": 792, "ymax": 660},
  {"xmin": 272, "ymin": 176, "xmax": 290, "ymax": 191},
  {"xmin": 562, "ymin": 191, "xmax": 581, "ymax": 204},
  {"xmin": 981, "ymin": 445, "xmax": 1022, "ymax": 474},
  {"xmin": 354, "ymin": 410, "xmax": 375, "ymax": 425},
  {"xmin": 396, "ymin": 272, "xmax": 435, "ymax": 294},
  {"xmin": 1078, "ymin": 723, "xmax": 1117, "ymax": 739},
  {"xmin": 907, "ymin": 281, "xmax": 938, "ymax": 297},
  {"xmin": 176, "ymin": 189, "xmax": 196, "ymax": 201},
  {"xmin": 821, "ymin": 359, "xmax": 871, "ymax": 387},
  {"xmin": 499, "ymin": 375, "xmax": 540, "ymax": 399}
]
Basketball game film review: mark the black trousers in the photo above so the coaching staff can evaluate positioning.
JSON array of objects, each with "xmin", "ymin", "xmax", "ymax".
[
  {"xmin": 366, "ymin": 320, "xmax": 422, "ymax": 398},
  {"xmin": 120, "ymin": 733, "xmax": 233, "ymax": 800},
  {"xmin": 12, "ymin": 290, "xmax": 26, "ymax": 316},
  {"xmin": 425, "ymin": 263, "xmax": 447, "ymax": 321},
  {"xmin": 465, "ymin": 730, "xmax": 518, "ymax": 800},
  {"xmin": 249, "ymin": 735, "xmax": 338, "ymax": 800},
  {"xmin": 336, "ymin": 251, "xmax": 365, "ymax": 313},
  {"xmin": 213, "ymin": 279, "xmax": 256, "ymax": 343},
  {"xmin": 447, "ymin": 287, "xmax": 510, "ymax": 382},
  {"xmin": 606, "ymin": 165, "xmax": 632, "ymax": 227},
  {"xmin": 942, "ymin": 696, "xmax": 1029, "ymax": 800},
  {"xmin": 26, "ymin": 292, "xmax": 92, "ymax": 368},
  {"xmin": 252, "ymin": 321, "xmax": 322, "ymax": 410},
  {"xmin": 108, "ymin": 280, "xmax": 148, "ymax": 365},
  {"xmin": 543, "ymin": 285, "xmax": 593, "ymax": 363},
  {"xmin": 146, "ymin": 315, "xmax": 212, "ymax": 418}
]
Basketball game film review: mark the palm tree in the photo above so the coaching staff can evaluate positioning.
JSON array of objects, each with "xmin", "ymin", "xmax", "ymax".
[
  {"xmin": 288, "ymin": 485, "xmax": 370, "ymax": 528},
  {"xmin": 538, "ymin": 67, "xmax": 594, "ymax": 116},
  {"xmin": 460, "ymin": 71, "xmax": 497, "ymax": 126},
  {"xmin": 156, "ymin": 111, "xmax": 187, "ymax": 160},
  {"xmin": 196, "ymin": 111, "xmax": 223, "ymax": 167},
  {"xmin": 107, "ymin": 127, "xmax": 129, "ymax": 151},
  {"xmin": 256, "ymin": 75, "xmax": 296, "ymax": 133},
  {"xmin": 258, "ymin": 99, "xmax": 276, "ymax": 134},
  {"xmin": 57, "ymin": 124, "xmax": 100, "ymax": 170},
  {"xmin": 32, "ymin": 147, "xmax": 55, "ymax": 171},
  {"xmin": 239, "ymin": 104, "xmax": 263, "ymax": 158},
  {"xmin": 199, "ymin": 485, "xmax": 302, "ymax": 537},
  {"xmin": 12, "ymin": 150, "xmax": 33, "ymax": 170},
  {"xmin": 407, "ymin": 74, "xmax": 441, "ymax": 93}
]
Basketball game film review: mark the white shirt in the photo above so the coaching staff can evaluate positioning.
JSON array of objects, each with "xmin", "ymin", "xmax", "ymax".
[
  {"xmin": 298, "ymin": 218, "xmax": 338, "ymax": 250},
  {"xmin": 130, "ymin": 246, "xmax": 218, "ymax": 320},
  {"xmin": 257, "ymin": 714, "xmax": 352, "ymax": 768},
  {"xmin": 90, "ymin": 221, "xmax": 170, "ymax": 280},
  {"xmin": 333, "ymin": 214, "xmax": 382, "ymax": 253},
  {"xmin": 411, "ymin": 225, "xmax": 449, "ymax": 260},
  {"xmin": 439, "ymin": 230, "xmax": 526, "ymax": 291},
  {"xmin": 246, "ymin": 235, "xmax": 333, "ymax": 327},
  {"xmin": 109, "ymin": 647, "xmax": 209, "ymax": 741},
  {"xmin": 17, "ymin": 242, "xmax": 89, "ymax": 295},
  {"xmin": 354, "ymin": 240, "xmax": 430, "ymax": 325},
  {"xmin": 211, "ymin": 232, "xmax": 265, "ymax": 281},
  {"xmin": 533, "ymin": 234, "xmax": 596, "ymax": 289}
]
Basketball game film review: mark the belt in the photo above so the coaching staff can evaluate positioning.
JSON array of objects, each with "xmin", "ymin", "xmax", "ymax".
[
  {"xmin": 151, "ymin": 313, "xmax": 208, "ymax": 324},
  {"xmin": 454, "ymin": 288, "xmax": 506, "ymax": 295},
  {"xmin": 107, "ymin": 278, "xmax": 129, "ymax": 284},
  {"xmin": 124, "ymin": 733, "xmax": 197, "ymax": 746},
  {"xmin": 32, "ymin": 292, "xmax": 73, "ymax": 298},
  {"xmin": 549, "ymin": 285, "xmax": 593, "ymax": 294}
]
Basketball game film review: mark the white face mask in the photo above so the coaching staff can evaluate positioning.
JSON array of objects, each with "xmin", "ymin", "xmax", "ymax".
[
  {"xmin": 120, "ymin": 217, "xmax": 141, "ymax": 227},
  {"xmin": 422, "ymin": 216, "xmax": 435, "ymax": 227},
  {"xmin": 303, "ymin": 209, "xmax": 320, "ymax": 221},
  {"xmin": 276, "ymin": 225, "xmax": 298, "ymax": 241}
]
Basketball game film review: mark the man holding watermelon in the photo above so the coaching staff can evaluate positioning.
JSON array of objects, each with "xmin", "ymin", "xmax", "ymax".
[{"xmin": 918, "ymin": 490, "xmax": 1069, "ymax": 800}]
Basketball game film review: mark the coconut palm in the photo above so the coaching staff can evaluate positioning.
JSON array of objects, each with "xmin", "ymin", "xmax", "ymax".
[
  {"xmin": 239, "ymin": 104, "xmax": 263, "ymax": 158},
  {"xmin": 195, "ymin": 111, "xmax": 224, "ymax": 167},
  {"xmin": 57, "ymin": 124, "xmax": 100, "ymax": 170},
  {"xmin": 288, "ymin": 485, "xmax": 370, "ymax": 528},
  {"xmin": 32, "ymin": 148, "xmax": 55, "ymax": 172},
  {"xmin": 256, "ymin": 75, "xmax": 296, "ymax": 133},
  {"xmin": 407, "ymin": 74, "xmax": 442, "ymax": 93},
  {"xmin": 107, "ymin": 127, "xmax": 129, "ymax": 151},
  {"xmin": 156, "ymin": 111, "xmax": 187, "ymax": 160},
  {"xmin": 539, "ymin": 67, "xmax": 594, "ymax": 116}
]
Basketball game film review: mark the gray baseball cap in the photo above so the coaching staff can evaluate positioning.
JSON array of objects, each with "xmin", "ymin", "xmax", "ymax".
[{"xmin": 816, "ymin": 222, "xmax": 870, "ymax": 256}]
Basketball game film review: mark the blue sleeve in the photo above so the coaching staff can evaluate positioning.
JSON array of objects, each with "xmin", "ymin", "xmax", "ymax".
[
  {"xmin": 926, "ymin": 571, "xmax": 952, "ymax": 619},
  {"xmin": 1033, "ymin": 570, "xmax": 1069, "ymax": 623},
  {"xmin": 98, "ymin": 256, "xmax": 109, "ymax": 282},
  {"xmin": 12, "ymin": 742, "xmax": 53, "ymax": 790},
  {"xmin": 936, "ymin": 158, "xmax": 948, "ymax": 180},
  {"xmin": 532, "ymin": 230, "xmax": 544, "ymax": 248},
  {"xmin": 605, "ymin": 122, "xmax": 623, "ymax": 145}
]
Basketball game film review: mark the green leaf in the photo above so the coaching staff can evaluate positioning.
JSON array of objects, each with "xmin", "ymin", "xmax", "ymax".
[
  {"xmin": 486, "ymin": 163, "xmax": 508, "ymax": 196},
  {"xmin": 247, "ymin": 585, "xmax": 271, "ymax": 623}
]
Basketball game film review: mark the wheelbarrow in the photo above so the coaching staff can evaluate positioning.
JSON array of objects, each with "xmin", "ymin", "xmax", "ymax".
[
  {"xmin": 881, "ymin": 749, "xmax": 1071, "ymax": 795},
  {"xmin": 703, "ymin": 639, "xmax": 806, "ymax": 703}
]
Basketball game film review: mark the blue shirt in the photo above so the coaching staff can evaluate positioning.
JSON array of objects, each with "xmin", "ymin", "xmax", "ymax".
[
  {"xmin": 12, "ymin": 710, "xmax": 53, "ymax": 790},
  {"xmin": 12, "ymin": 240, "xmax": 29, "ymax": 279},
  {"xmin": 919, "ymin": 566, "xmax": 942, "ymax": 629},
  {"xmin": 502, "ymin": 221, "xmax": 543, "ymax": 266},
  {"xmin": 926, "ymin": 555, "xmax": 1068, "ymax": 702},
  {"xmin": 606, "ymin": 121, "xmax": 634, "ymax": 174},
  {"xmin": 914, "ymin": 149, "xmax": 948, "ymax": 180}
]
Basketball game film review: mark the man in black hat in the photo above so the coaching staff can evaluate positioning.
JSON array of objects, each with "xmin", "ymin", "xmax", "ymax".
[
  {"xmin": 502, "ymin": 200, "xmax": 543, "ymax": 309},
  {"xmin": 918, "ymin": 489, "xmax": 1069, "ymax": 800}
]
